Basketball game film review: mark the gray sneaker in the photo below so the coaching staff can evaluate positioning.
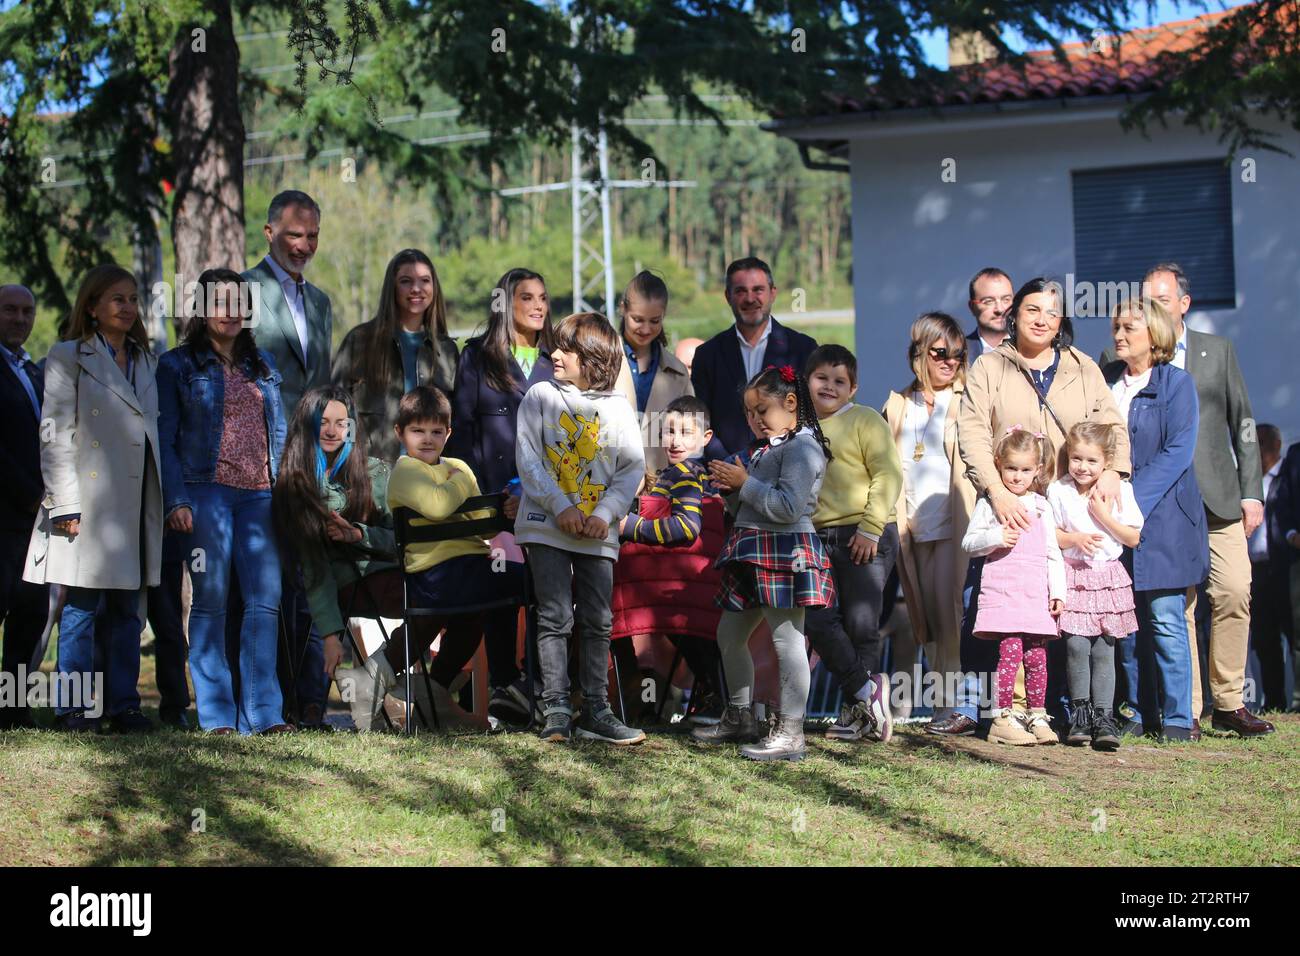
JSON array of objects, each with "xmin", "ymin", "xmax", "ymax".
[
  {"xmin": 825, "ymin": 700, "xmax": 877, "ymax": 741},
  {"xmin": 575, "ymin": 705, "xmax": 646, "ymax": 745},
  {"xmin": 539, "ymin": 707, "xmax": 573, "ymax": 742},
  {"xmin": 740, "ymin": 712, "xmax": 807, "ymax": 762},
  {"xmin": 690, "ymin": 704, "xmax": 760, "ymax": 744}
]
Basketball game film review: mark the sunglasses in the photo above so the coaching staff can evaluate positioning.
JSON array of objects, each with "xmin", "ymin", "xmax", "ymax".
[{"xmin": 927, "ymin": 346, "xmax": 966, "ymax": 362}]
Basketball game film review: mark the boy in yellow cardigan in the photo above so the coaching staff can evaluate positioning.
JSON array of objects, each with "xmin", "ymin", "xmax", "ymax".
[{"xmin": 803, "ymin": 345, "xmax": 904, "ymax": 743}]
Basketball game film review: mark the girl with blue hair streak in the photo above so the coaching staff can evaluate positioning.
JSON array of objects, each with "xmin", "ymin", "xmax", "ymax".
[{"xmin": 272, "ymin": 386, "xmax": 404, "ymax": 714}]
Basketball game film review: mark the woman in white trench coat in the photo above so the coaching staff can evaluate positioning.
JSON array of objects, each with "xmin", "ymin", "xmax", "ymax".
[{"xmin": 24, "ymin": 264, "xmax": 164, "ymax": 732}]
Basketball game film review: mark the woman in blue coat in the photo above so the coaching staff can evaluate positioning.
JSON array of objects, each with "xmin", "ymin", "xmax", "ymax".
[
  {"xmin": 157, "ymin": 268, "xmax": 290, "ymax": 735},
  {"xmin": 1105, "ymin": 297, "xmax": 1209, "ymax": 742}
]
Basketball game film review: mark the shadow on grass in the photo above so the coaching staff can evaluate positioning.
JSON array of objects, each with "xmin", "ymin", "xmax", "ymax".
[{"xmin": 1, "ymin": 722, "xmax": 1024, "ymax": 865}]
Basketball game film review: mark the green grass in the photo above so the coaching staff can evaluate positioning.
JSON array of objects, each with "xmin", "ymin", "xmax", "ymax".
[{"xmin": 2, "ymin": 711, "xmax": 1297, "ymax": 866}]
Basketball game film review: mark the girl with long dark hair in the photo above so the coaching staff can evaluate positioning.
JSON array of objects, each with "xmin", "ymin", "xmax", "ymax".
[{"xmin": 332, "ymin": 249, "xmax": 459, "ymax": 463}]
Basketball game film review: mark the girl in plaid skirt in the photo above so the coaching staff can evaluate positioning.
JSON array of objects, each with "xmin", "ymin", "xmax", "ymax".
[{"xmin": 695, "ymin": 365, "xmax": 834, "ymax": 761}]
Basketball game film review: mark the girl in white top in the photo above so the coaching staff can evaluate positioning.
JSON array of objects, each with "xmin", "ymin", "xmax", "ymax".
[{"xmin": 1046, "ymin": 422, "xmax": 1143, "ymax": 751}]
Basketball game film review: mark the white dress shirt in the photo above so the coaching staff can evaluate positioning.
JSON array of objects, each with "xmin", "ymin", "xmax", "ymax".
[
  {"xmin": 1249, "ymin": 460, "xmax": 1282, "ymax": 561},
  {"xmin": 264, "ymin": 254, "xmax": 310, "ymax": 361},
  {"xmin": 736, "ymin": 319, "xmax": 772, "ymax": 382}
]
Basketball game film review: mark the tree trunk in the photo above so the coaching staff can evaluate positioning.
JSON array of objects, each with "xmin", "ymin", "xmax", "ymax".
[{"xmin": 167, "ymin": 0, "xmax": 245, "ymax": 282}]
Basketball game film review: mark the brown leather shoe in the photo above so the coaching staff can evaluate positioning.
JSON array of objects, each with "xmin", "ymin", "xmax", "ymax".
[
  {"xmin": 1189, "ymin": 721, "xmax": 1201, "ymax": 742},
  {"xmin": 260, "ymin": 723, "xmax": 296, "ymax": 735},
  {"xmin": 1211, "ymin": 708, "xmax": 1275, "ymax": 737},
  {"xmin": 926, "ymin": 713, "xmax": 978, "ymax": 736},
  {"xmin": 208, "ymin": 727, "xmax": 236, "ymax": 736}
]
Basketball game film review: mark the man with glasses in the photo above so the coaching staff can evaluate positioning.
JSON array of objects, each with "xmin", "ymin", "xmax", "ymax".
[{"xmin": 966, "ymin": 267, "xmax": 1013, "ymax": 364}]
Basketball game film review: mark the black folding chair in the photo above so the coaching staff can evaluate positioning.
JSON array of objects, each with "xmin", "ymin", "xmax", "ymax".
[
  {"xmin": 392, "ymin": 495, "xmax": 536, "ymax": 736},
  {"xmin": 338, "ymin": 567, "xmax": 440, "ymax": 734}
]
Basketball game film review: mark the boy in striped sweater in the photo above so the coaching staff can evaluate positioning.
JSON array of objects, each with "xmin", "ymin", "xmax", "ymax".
[{"xmin": 616, "ymin": 396, "xmax": 725, "ymax": 721}]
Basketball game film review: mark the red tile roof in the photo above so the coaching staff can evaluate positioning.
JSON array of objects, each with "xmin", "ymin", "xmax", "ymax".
[{"xmin": 825, "ymin": 8, "xmax": 1247, "ymax": 115}]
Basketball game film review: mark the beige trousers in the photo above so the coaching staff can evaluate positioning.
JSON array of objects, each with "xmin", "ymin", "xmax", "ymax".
[
  {"xmin": 1184, "ymin": 513, "xmax": 1252, "ymax": 714},
  {"xmin": 911, "ymin": 538, "xmax": 962, "ymax": 710}
]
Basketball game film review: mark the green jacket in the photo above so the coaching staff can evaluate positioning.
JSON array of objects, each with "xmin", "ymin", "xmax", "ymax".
[
  {"xmin": 331, "ymin": 319, "xmax": 459, "ymax": 464},
  {"xmin": 302, "ymin": 457, "xmax": 398, "ymax": 638}
]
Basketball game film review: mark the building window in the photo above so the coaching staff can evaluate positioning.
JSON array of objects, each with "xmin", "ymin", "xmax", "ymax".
[{"xmin": 1072, "ymin": 159, "xmax": 1236, "ymax": 308}]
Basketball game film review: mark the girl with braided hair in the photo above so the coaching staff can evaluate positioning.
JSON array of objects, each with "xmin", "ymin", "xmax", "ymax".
[{"xmin": 694, "ymin": 365, "xmax": 833, "ymax": 761}]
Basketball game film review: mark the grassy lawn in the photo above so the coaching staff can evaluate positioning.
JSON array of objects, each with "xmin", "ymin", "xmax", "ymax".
[{"xmin": 2, "ymin": 708, "xmax": 1297, "ymax": 866}]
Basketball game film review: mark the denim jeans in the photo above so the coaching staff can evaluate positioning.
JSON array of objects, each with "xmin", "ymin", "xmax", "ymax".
[
  {"xmin": 57, "ymin": 587, "xmax": 144, "ymax": 717},
  {"xmin": 955, "ymin": 558, "xmax": 995, "ymax": 720},
  {"xmin": 527, "ymin": 544, "xmax": 614, "ymax": 713},
  {"xmin": 805, "ymin": 523, "xmax": 899, "ymax": 697},
  {"xmin": 186, "ymin": 482, "xmax": 284, "ymax": 734},
  {"xmin": 1119, "ymin": 588, "xmax": 1195, "ymax": 731}
]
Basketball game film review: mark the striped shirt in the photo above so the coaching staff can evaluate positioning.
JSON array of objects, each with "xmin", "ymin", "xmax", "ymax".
[{"xmin": 621, "ymin": 459, "xmax": 716, "ymax": 547}]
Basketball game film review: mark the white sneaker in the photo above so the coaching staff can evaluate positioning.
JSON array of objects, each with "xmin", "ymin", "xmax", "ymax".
[{"xmin": 337, "ymin": 652, "xmax": 398, "ymax": 730}]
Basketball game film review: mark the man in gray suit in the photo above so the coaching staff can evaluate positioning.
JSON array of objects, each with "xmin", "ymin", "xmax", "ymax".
[
  {"xmin": 243, "ymin": 190, "xmax": 333, "ymax": 419},
  {"xmin": 242, "ymin": 190, "xmax": 334, "ymax": 727},
  {"xmin": 1106, "ymin": 263, "xmax": 1272, "ymax": 737}
]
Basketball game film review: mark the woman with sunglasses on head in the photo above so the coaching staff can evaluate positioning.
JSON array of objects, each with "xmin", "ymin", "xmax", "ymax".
[
  {"xmin": 883, "ymin": 313, "xmax": 978, "ymax": 733},
  {"xmin": 941, "ymin": 277, "xmax": 1130, "ymax": 739}
]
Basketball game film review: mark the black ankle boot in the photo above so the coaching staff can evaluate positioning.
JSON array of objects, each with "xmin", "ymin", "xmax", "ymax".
[{"xmin": 1067, "ymin": 699, "xmax": 1093, "ymax": 746}]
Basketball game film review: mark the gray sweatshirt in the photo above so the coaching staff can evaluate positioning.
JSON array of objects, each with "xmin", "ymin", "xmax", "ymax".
[
  {"xmin": 514, "ymin": 380, "xmax": 645, "ymax": 559},
  {"xmin": 733, "ymin": 429, "xmax": 827, "ymax": 534}
]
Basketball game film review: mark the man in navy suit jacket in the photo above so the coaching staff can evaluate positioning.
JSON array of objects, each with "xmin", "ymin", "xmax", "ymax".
[
  {"xmin": 0, "ymin": 285, "xmax": 47, "ymax": 728},
  {"xmin": 965, "ymin": 267, "xmax": 1012, "ymax": 365},
  {"xmin": 691, "ymin": 257, "xmax": 818, "ymax": 459}
]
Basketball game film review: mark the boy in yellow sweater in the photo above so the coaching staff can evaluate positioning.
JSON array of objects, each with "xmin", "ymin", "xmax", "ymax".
[
  {"xmin": 804, "ymin": 345, "xmax": 904, "ymax": 743},
  {"xmin": 383, "ymin": 386, "xmax": 534, "ymax": 726}
]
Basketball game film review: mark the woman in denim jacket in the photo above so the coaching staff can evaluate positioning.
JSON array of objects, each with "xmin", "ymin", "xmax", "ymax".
[{"xmin": 157, "ymin": 268, "xmax": 290, "ymax": 735}]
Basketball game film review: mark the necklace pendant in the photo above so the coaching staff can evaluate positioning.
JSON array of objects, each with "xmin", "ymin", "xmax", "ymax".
[{"xmin": 913, "ymin": 440, "xmax": 925, "ymax": 462}]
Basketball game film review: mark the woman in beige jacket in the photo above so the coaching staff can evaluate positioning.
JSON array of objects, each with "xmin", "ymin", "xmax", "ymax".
[
  {"xmin": 883, "ymin": 313, "xmax": 977, "ymax": 724},
  {"xmin": 958, "ymin": 277, "xmax": 1130, "ymax": 520},
  {"xmin": 947, "ymin": 276, "xmax": 1129, "ymax": 737},
  {"xmin": 615, "ymin": 271, "xmax": 694, "ymax": 476},
  {"xmin": 24, "ymin": 265, "xmax": 163, "ymax": 732}
]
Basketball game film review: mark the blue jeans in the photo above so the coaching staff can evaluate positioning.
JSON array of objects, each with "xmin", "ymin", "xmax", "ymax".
[
  {"xmin": 57, "ymin": 587, "xmax": 143, "ymax": 717},
  {"xmin": 955, "ymin": 558, "xmax": 995, "ymax": 720},
  {"xmin": 187, "ymin": 483, "xmax": 284, "ymax": 734},
  {"xmin": 1119, "ymin": 588, "xmax": 1195, "ymax": 731}
]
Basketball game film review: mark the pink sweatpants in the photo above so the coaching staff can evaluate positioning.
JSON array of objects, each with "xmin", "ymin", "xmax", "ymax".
[{"xmin": 996, "ymin": 636, "xmax": 1048, "ymax": 710}]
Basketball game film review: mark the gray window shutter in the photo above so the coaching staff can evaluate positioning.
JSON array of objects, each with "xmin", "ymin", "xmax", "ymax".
[{"xmin": 1072, "ymin": 160, "xmax": 1236, "ymax": 308}]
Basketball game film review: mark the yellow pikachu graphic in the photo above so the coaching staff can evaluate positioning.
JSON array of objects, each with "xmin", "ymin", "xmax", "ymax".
[
  {"xmin": 576, "ymin": 472, "xmax": 607, "ymax": 516},
  {"xmin": 545, "ymin": 442, "xmax": 583, "ymax": 494},
  {"xmin": 559, "ymin": 411, "xmax": 600, "ymax": 463}
]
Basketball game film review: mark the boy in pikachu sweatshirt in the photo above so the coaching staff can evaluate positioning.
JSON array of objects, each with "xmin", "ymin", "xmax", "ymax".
[{"xmin": 514, "ymin": 313, "xmax": 645, "ymax": 744}]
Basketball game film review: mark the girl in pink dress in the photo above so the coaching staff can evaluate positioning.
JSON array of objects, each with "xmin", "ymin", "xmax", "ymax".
[
  {"xmin": 961, "ymin": 426, "xmax": 1066, "ymax": 746},
  {"xmin": 1047, "ymin": 422, "xmax": 1142, "ymax": 751}
]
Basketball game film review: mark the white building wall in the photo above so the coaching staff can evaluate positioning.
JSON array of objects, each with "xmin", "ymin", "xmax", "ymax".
[{"xmin": 842, "ymin": 110, "xmax": 1300, "ymax": 442}]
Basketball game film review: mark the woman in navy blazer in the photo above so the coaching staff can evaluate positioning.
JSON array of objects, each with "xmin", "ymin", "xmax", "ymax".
[
  {"xmin": 446, "ymin": 268, "xmax": 555, "ymax": 498},
  {"xmin": 444, "ymin": 268, "xmax": 554, "ymax": 720},
  {"xmin": 1105, "ymin": 298, "xmax": 1209, "ymax": 741}
]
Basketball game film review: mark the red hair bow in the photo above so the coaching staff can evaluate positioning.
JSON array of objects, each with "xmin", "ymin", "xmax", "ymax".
[{"xmin": 766, "ymin": 364, "xmax": 797, "ymax": 383}]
